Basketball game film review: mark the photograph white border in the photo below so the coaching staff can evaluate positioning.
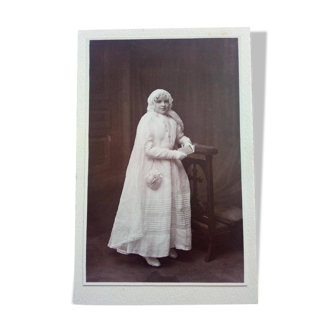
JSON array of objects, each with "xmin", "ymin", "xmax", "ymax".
[{"xmin": 74, "ymin": 27, "xmax": 257, "ymax": 304}]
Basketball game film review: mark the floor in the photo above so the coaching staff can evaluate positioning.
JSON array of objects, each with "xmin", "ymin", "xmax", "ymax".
[{"xmin": 86, "ymin": 184, "xmax": 244, "ymax": 283}]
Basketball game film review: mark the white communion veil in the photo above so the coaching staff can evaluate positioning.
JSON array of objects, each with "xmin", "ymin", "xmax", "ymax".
[{"xmin": 108, "ymin": 89, "xmax": 187, "ymax": 251}]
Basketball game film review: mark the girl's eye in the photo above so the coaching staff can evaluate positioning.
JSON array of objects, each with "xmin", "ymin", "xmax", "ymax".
[{"xmin": 156, "ymin": 99, "xmax": 169, "ymax": 104}]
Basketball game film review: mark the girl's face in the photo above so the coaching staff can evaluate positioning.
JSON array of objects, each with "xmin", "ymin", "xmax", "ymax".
[{"xmin": 154, "ymin": 95, "xmax": 170, "ymax": 114}]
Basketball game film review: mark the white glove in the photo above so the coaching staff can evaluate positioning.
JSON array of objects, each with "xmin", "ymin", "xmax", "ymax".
[
  {"xmin": 172, "ymin": 150, "xmax": 187, "ymax": 160},
  {"xmin": 178, "ymin": 135, "xmax": 192, "ymax": 147}
]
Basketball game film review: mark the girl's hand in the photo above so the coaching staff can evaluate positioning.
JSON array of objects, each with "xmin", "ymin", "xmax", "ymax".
[
  {"xmin": 182, "ymin": 142, "xmax": 194, "ymax": 151},
  {"xmin": 173, "ymin": 151, "xmax": 187, "ymax": 160}
]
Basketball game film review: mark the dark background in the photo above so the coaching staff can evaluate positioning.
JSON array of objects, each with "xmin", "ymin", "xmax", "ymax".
[
  {"xmin": 89, "ymin": 38, "xmax": 241, "ymax": 206},
  {"xmin": 87, "ymin": 38, "xmax": 243, "ymax": 282}
]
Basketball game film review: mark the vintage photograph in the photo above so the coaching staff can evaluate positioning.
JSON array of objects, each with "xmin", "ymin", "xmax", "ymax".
[{"xmin": 85, "ymin": 36, "xmax": 245, "ymax": 284}]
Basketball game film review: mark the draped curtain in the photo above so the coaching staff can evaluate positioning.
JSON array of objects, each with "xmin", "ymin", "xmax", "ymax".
[
  {"xmin": 128, "ymin": 38, "xmax": 241, "ymax": 209},
  {"xmin": 89, "ymin": 38, "xmax": 242, "ymax": 211}
]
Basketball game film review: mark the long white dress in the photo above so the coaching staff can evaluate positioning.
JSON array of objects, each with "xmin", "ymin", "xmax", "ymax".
[{"xmin": 108, "ymin": 110, "xmax": 192, "ymax": 258}]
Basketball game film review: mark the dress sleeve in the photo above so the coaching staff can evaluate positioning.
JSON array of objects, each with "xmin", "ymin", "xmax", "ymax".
[
  {"xmin": 177, "ymin": 124, "xmax": 192, "ymax": 146},
  {"xmin": 144, "ymin": 122, "xmax": 178, "ymax": 160}
]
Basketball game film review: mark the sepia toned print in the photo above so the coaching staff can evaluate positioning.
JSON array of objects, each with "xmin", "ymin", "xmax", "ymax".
[{"xmin": 86, "ymin": 37, "xmax": 244, "ymax": 283}]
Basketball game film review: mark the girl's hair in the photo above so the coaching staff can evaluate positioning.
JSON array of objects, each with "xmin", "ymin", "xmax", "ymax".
[{"xmin": 147, "ymin": 89, "xmax": 173, "ymax": 112}]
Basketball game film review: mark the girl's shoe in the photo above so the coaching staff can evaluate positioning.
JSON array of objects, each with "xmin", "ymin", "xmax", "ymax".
[
  {"xmin": 169, "ymin": 248, "xmax": 178, "ymax": 259},
  {"xmin": 145, "ymin": 257, "xmax": 161, "ymax": 267}
]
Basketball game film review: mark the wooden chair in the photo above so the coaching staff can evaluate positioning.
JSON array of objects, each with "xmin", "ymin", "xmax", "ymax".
[{"xmin": 182, "ymin": 144, "xmax": 242, "ymax": 262}]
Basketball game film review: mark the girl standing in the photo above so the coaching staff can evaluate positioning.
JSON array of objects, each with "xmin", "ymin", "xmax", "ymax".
[{"xmin": 108, "ymin": 89, "xmax": 192, "ymax": 267}]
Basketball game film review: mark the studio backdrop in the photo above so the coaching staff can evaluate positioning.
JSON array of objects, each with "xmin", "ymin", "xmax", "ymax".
[{"xmin": 88, "ymin": 38, "xmax": 242, "ymax": 229}]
